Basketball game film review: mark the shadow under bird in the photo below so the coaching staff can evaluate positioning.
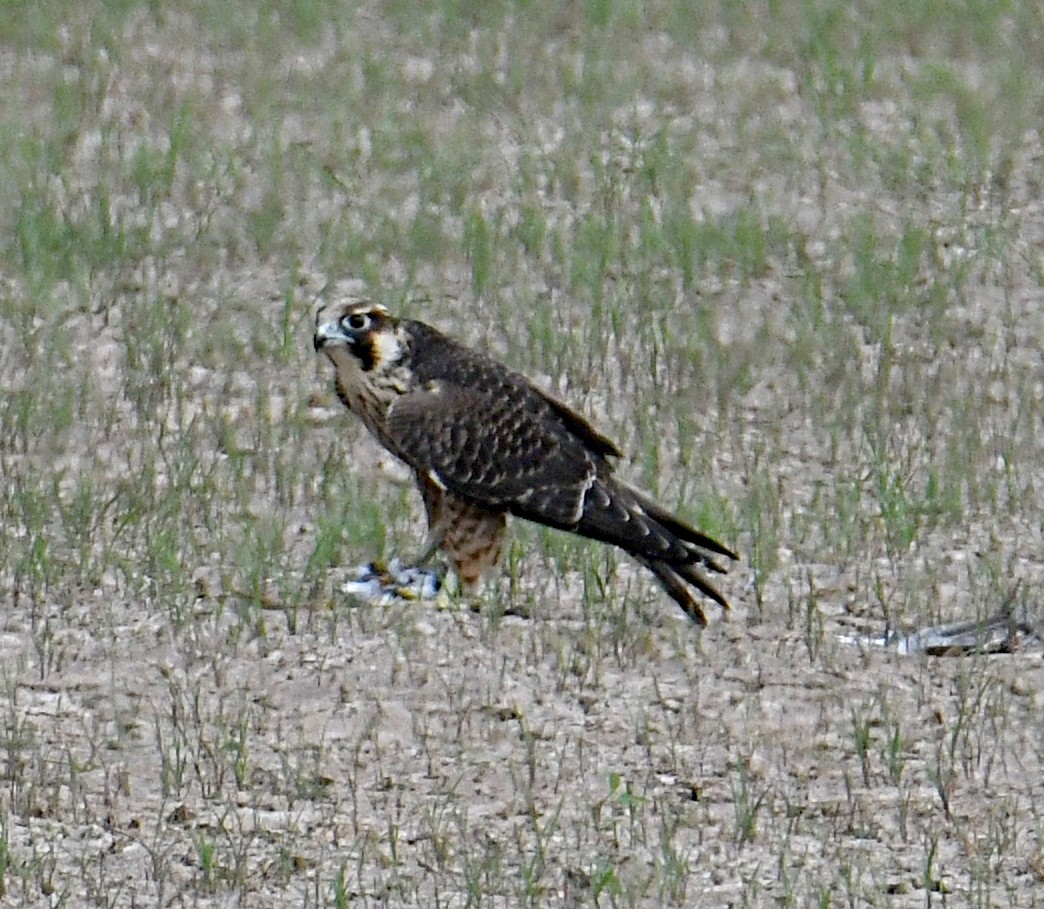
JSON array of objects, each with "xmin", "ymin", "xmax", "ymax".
[{"xmin": 313, "ymin": 299, "xmax": 737, "ymax": 624}]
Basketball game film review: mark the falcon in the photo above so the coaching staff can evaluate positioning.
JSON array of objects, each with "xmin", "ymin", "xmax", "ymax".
[{"xmin": 313, "ymin": 299, "xmax": 737, "ymax": 624}]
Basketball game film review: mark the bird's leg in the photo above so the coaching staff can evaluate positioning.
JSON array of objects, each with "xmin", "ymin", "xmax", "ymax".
[
  {"xmin": 410, "ymin": 473, "xmax": 451, "ymax": 572},
  {"xmin": 408, "ymin": 527, "xmax": 446, "ymax": 567}
]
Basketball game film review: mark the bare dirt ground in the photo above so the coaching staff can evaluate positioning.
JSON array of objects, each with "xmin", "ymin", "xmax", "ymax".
[{"xmin": 1, "ymin": 4, "xmax": 1042, "ymax": 907}]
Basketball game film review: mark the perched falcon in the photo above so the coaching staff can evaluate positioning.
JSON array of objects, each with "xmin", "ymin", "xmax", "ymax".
[{"xmin": 313, "ymin": 299, "xmax": 737, "ymax": 624}]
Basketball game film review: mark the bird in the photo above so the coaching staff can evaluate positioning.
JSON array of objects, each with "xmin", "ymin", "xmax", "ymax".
[{"xmin": 313, "ymin": 298, "xmax": 737, "ymax": 624}]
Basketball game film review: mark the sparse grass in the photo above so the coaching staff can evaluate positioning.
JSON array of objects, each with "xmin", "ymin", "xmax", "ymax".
[{"xmin": 0, "ymin": 0, "xmax": 1040, "ymax": 906}]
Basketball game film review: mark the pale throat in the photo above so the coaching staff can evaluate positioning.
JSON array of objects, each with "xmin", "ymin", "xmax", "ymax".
[{"xmin": 324, "ymin": 345, "xmax": 361, "ymax": 378}]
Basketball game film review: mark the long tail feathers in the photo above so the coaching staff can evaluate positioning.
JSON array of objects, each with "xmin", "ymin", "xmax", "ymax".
[
  {"xmin": 575, "ymin": 478, "xmax": 737, "ymax": 624},
  {"xmin": 638, "ymin": 558, "xmax": 731, "ymax": 626},
  {"xmin": 625, "ymin": 485, "xmax": 737, "ymax": 563}
]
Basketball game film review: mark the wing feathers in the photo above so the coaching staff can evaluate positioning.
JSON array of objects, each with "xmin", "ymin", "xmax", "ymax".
[
  {"xmin": 386, "ymin": 382, "xmax": 594, "ymax": 527},
  {"xmin": 529, "ymin": 385, "xmax": 623, "ymax": 459},
  {"xmin": 574, "ymin": 479, "xmax": 692, "ymax": 562},
  {"xmin": 624, "ymin": 485, "xmax": 737, "ymax": 563}
]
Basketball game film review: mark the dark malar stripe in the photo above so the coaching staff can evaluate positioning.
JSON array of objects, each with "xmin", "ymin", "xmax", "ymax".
[{"xmin": 356, "ymin": 336, "xmax": 378, "ymax": 372}]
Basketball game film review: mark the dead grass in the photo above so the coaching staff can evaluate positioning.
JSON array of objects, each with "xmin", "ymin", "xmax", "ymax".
[{"xmin": 0, "ymin": 1, "xmax": 1041, "ymax": 906}]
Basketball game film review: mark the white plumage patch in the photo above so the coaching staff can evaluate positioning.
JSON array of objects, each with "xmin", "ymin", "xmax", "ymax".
[
  {"xmin": 574, "ymin": 469, "xmax": 597, "ymax": 523},
  {"xmin": 371, "ymin": 330, "xmax": 403, "ymax": 368}
]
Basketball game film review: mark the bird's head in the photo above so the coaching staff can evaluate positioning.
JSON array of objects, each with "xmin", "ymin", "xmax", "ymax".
[{"xmin": 313, "ymin": 300, "xmax": 406, "ymax": 373}]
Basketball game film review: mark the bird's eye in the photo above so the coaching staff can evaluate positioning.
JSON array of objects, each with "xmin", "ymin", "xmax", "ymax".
[{"xmin": 344, "ymin": 313, "xmax": 370, "ymax": 331}]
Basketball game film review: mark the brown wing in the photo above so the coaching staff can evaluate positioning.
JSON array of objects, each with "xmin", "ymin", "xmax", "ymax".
[
  {"xmin": 402, "ymin": 320, "xmax": 622, "ymax": 460},
  {"xmin": 387, "ymin": 381, "xmax": 597, "ymax": 528}
]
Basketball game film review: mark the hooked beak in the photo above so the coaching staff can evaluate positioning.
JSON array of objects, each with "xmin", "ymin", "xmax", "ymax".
[{"xmin": 313, "ymin": 319, "xmax": 351, "ymax": 353}]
